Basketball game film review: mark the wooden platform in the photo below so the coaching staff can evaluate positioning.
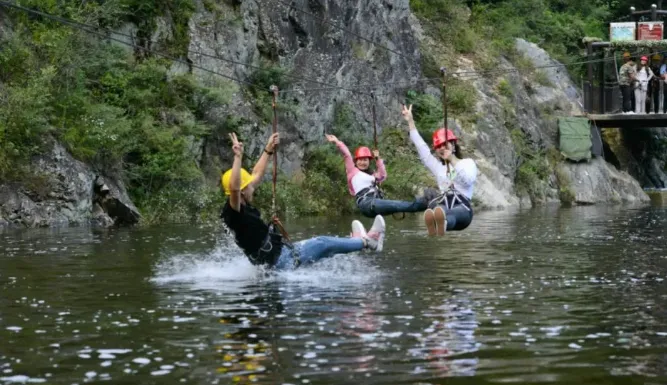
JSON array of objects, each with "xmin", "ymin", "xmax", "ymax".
[{"xmin": 581, "ymin": 113, "xmax": 667, "ymax": 128}]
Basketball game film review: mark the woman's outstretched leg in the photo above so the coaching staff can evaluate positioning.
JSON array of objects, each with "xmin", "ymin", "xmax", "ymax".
[
  {"xmin": 370, "ymin": 198, "xmax": 427, "ymax": 216},
  {"xmin": 432, "ymin": 204, "xmax": 473, "ymax": 233},
  {"xmin": 274, "ymin": 215, "xmax": 386, "ymax": 270}
]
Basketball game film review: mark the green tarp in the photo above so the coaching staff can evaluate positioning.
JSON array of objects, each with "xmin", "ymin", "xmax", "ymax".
[{"xmin": 558, "ymin": 117, "xmax": 592, "ymax": 162}]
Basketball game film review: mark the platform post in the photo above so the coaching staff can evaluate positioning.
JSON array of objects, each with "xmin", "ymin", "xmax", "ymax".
[
  {"xmin": 599, "ymin": 50, "xmax": 606, "ymax": 114},
  {"xmin": 587, "ymin": 42, "xmax": 594, "ymax": 113}
]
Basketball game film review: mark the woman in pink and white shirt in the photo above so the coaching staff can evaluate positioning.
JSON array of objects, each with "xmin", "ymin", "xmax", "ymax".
[{"xmin": 326, "ymin": 134, "xmax": 428, "ymax": 218}]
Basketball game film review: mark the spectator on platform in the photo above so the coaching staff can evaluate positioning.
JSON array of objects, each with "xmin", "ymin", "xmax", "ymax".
[
  {"xmin": 650, "ymin": 54, "xmax": 663, "ymax": 113},
  {"xmin": 660, "ymin": 57, "xmax": 667, "ymax": 114},
  {"xmin": 619, "ymin": 52, "xmax": 637, "ymax": 114}
]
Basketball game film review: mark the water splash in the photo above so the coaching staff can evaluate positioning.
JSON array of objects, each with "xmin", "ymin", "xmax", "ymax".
[{"xmin": 150, "ymin": 237, "xmax": 383, "ymax": 290}]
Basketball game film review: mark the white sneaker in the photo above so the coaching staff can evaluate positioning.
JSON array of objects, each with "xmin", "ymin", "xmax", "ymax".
[
  {"xmin": 351, "ymin": 220, "xmax": 367, "ymax": 239},
  {"xmin": 365, "ymin": 215, "xmax": 386, "ymax": 252}
]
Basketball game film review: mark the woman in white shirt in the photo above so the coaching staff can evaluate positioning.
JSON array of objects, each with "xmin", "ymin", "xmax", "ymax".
[
  {"xmin": 401, "ymin": 104, "xmax": 478, "ymax": 236},
  {"xmin": 635, "ymin": 56, "xmax": 655, "ymax": 114}
]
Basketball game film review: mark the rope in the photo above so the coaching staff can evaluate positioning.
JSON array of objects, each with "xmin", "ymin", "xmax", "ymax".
[
  {"xmin": 440, "ymin": 67, "xmax": 452, "ymax": 177},
  {"xmin": 371, "ymin": 91, "xmax": 378, "ymax": 150},
  {"xmin": 368, "ymin": 92, "xmax": 405, "ymax": 220},
  {"xmin": 269, "ymin": 85, "xmax": 299, "ymax": 266},
  {"xmin": 270, "ymin": 85, "xmax": 279, "ymax": 217}
]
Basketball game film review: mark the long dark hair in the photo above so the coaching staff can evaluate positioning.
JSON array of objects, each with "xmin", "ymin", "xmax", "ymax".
[
  {"xmin": 438, "ymin": 142, "xmax": 464, "ymax": 165},
  {"xmin": 453, "ymin": 143, "xmax": 463, "ymax": 159}
]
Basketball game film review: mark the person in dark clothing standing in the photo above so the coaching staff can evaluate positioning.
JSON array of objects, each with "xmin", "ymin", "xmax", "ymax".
[
  {"xmin": 650, "ymin": 54, "xmax": 662, "ymax": 113},
  {"xmin": 618, "ymin": 52, "xmax": 636, "ymax": 113},
  {"xmin": 221, "ymin": 132, "xmax": 386, "ymax": 270}
]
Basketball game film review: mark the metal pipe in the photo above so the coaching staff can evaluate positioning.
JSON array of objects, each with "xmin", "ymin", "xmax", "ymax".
[{"xmin": 599, "ymin": 50, "xmax": 606, "ymax": 114}]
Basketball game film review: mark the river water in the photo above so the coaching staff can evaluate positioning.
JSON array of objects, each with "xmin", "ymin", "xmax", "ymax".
[{"xmin": 1, "ymin": 204, "xmax": 667, "ymax": 384}]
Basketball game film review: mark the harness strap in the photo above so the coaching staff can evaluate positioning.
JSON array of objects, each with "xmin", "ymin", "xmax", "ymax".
[
  {"xmin": 355, "ymin": 186, "xmax": 384, "ymax": 206},
  {"xmin": 271, "ymin": 216, "xmax": 301, "ymax": 268},
  {"xmin": 429, "ymin": 189, "xmax": 471, "ymax": 211}
]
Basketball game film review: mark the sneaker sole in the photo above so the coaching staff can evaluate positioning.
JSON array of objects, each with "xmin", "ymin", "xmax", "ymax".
[
  {"xmin": 433, "ymin": 206, "xmax": 446, "ymax": 236},
  {"xmin": 373, "ymin": 215, "xmax": 385, "ymax": 252},
  {"xmin": 423, "ymin": 209, "xmax": 437, "ymax": 236},
  {"xmin": 376, "ymin": 233, "xmax": 385, "ymax": 252}
]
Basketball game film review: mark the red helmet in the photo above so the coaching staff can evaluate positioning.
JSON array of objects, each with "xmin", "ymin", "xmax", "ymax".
[
  {"xmin": 641, "ymin": 56, "xmax": 648, "ymax": 62},
  {"xmin": 432, "ymin": 128, "xmax": 458, "ymax": 148},
  {"xmin": 354, "ymin": 146, "xmax": 373, "ymax": 160}
]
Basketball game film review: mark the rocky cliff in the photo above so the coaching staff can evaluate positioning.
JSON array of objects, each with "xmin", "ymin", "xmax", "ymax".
[
  {"xmin": 181, "ymin": 0, "xmax": 648, "ymax": 209},
  {"xmin": 0, "ymin": 0, "xmax": 653, "ymax": 228},
  {"xmin": 0, "ymin": 141, "xmax": 140, "ymax": 228}
]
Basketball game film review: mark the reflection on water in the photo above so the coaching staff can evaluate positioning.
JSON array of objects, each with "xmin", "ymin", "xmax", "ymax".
[{"xmin": 2, "ymin": 204, "xmax": 667, "ymax": 384}]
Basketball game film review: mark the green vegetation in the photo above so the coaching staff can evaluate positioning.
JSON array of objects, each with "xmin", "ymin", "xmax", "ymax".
[
  {"xmin": 246, "ymin": 62, "xmax": 296, "ymax": 123},
  {"xmin": 555, "ymin": 165, "xmax": 576, "ymax": 204},
  {"xmin": 0, "ymin": 1, "xmax": 231, "ymax": 224},
  {"xmin": 2, "ymin": 0, "xmax": 649, "ymax": 226},
  {"xmin": 497, "ymin": 79, "xmax": 513, "ymax": 98}
]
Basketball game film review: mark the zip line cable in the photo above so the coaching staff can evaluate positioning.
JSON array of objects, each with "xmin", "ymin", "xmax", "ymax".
[
  {"xmin": 0, "ymin": 0, "xmax": 370, "ymax": 96},
  {"xmin": 286, "ymin": 46, "xmax": 667, "ymax": 95},
  {"xmin": 0, "ymin": 0, "xmax": 262, "ymax": 89},
  {"xmin": 3, "ymin": 1, "xmax": 665, "ymax": 99}
]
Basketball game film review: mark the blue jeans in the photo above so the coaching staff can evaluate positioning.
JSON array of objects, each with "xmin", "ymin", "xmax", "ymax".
[
  {"xmin": 357, "ymin": 197, "xmax": 427, "ymax": 218},
  {"xmin": 274, "ymin": 236, "xmax": 365, "ymax": 270},
  {"xmin": 434, "ymin": 204, "xmax": 473, "ymax": 231}
]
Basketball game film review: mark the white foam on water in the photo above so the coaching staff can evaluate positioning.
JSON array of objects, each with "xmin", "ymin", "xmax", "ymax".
[
  {"xmin": 97, "ymin": 349, "xmax": 131, "ymax": 355},
  {"xmin": 0, "ymin": 375, "xmax": 46, "ymax": 383},
  {"xmin": 272, "ymin": 254, "xmax": 382, "ymax": 286},
  {"xmin": 150, "ymin": 243, "xmax": 263, "ymax": 290},
  {"xmin": 132, "ymin": 358, "xmax": 150, "ymax": 365},
  {"xmin": 150, "ymin": 239, "xmax": 382, "ymax": 290},
  {"xmin": 151, "ymin": 370, "xmax": 170, "ymax": 376}
]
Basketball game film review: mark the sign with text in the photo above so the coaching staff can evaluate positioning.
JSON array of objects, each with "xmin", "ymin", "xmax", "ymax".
[
  {"xmin": 610, "ymin": 22, "xmax": 636, "ymax": 41},
  {"xmin": 638, "ymin": 21, "xmax": 664, "ymax": 40}
]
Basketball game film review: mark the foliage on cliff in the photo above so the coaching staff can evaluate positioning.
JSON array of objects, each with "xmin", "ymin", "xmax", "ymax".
[{"xmin": 0, "ymin": 0, "xmax": 234, "ymax": 223}]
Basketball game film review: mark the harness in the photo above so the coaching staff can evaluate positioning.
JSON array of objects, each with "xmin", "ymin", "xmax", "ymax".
[
  {"xmin": 428, "ymin": 188, "xmax": 472, "ymax": 212},
  {"xmin": 222, "ymin": 213, "xmax": 300, "ymax": 268},
  {"xmin": 260, "ymin": 217, "xmax": 301, "ymax": 268},
  {"xmin": 354, "ymin": 182, "xmax": 385, "ymax": 206}
]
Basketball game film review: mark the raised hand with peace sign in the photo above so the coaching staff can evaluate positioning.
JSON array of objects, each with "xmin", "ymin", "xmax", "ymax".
[{"xmin": 229, "ymin": 133, "xmax": 244, "ymax": 158}]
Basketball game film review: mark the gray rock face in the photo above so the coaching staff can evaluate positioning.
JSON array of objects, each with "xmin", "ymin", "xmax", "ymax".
[
  {"xmin": 558, "ymin": 159, "xmax": 650, "ymax": 204},
  {"xmin": 188, "ymin": 0, "xmax": 422, "ymax": 174},
  {"xmin": 0, "ymin": 142, "xmax": 141, "ymax": 228},
  {"xmin": 514, "ymin": 39, "xmax": 584, "ymax": 114},
  {"xmin": 621, "ymin": 127, "xmax": 667, "ymax": 188}
]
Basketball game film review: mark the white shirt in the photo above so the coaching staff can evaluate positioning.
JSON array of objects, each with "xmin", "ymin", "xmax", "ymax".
[
  {"xmin": 409, "ymin": 130, "xmax": 478, "ymax": 199},
  {"xmin": 351, "ymin": 171, "xmax": 377, "ymax": 194}
]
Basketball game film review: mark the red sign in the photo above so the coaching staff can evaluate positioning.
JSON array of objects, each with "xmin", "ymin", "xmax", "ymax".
[{"xmin": 638, "ymin": 22, "xmax": 663, "ymax": 40}]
